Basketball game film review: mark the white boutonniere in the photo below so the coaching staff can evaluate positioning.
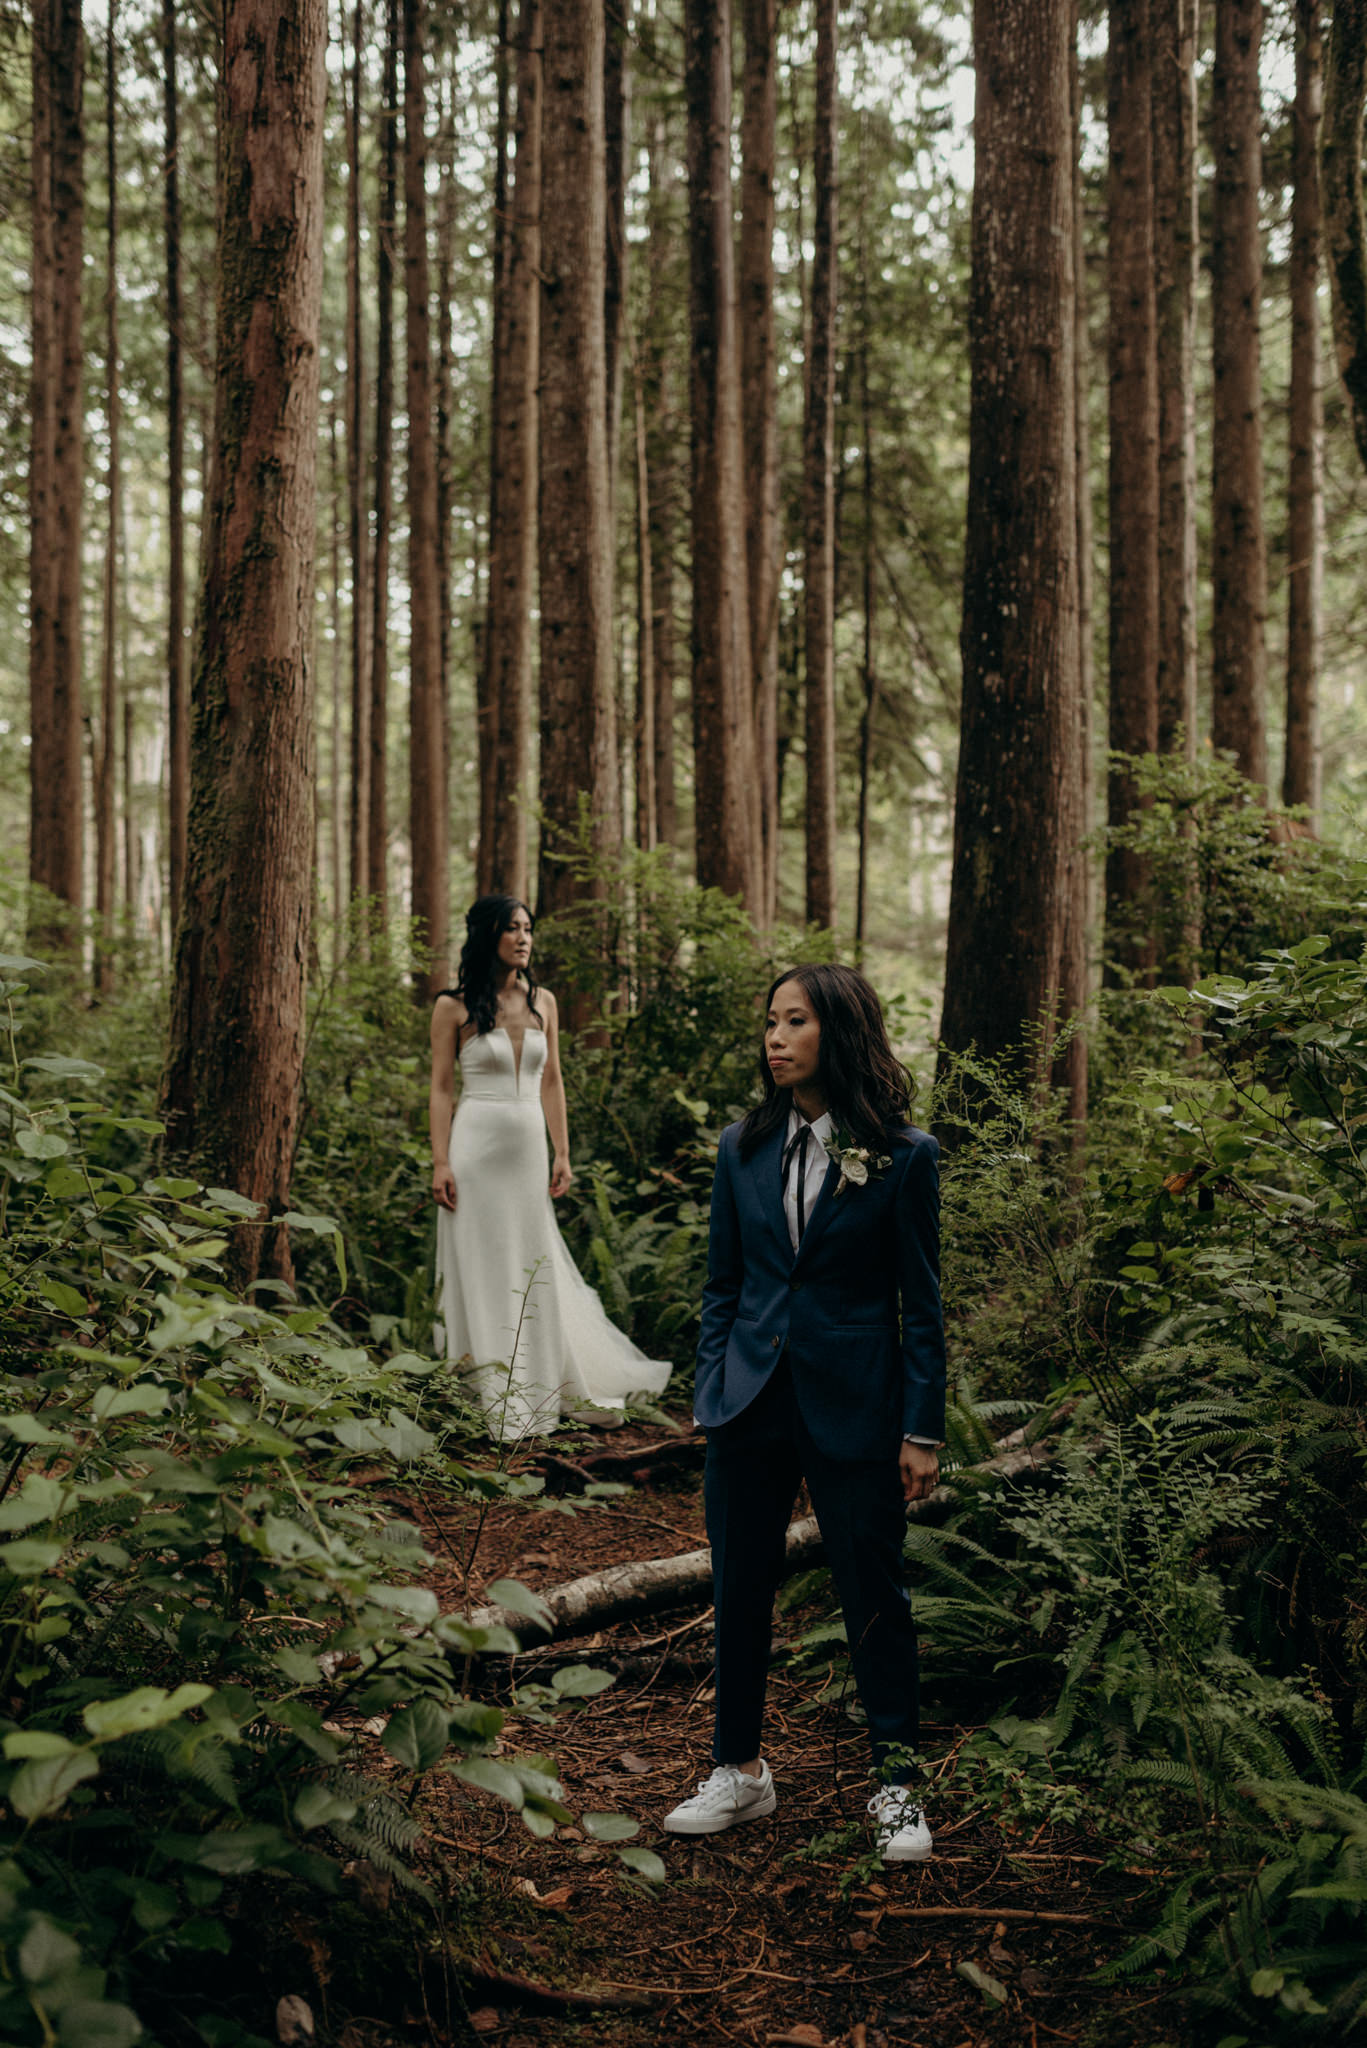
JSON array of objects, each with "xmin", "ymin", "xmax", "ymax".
[{"xmin": 823, "ymin": 1131, "xmax": 892, "ymax": 1196}]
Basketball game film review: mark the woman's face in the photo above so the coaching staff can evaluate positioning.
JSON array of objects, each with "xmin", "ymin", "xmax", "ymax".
[
  {"xmin": 764, "ymin": 978, "xmax": 822, "ymax": 1092},
  {"xmin": 496, "ymin": 906, "xmax": 533, "ymax": 974}
]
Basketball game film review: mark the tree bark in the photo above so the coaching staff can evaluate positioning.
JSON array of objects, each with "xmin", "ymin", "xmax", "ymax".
[
  {"xmin": 1284, "ymin": 0, "xmax": 1323, "ymax": 820},
  {"xmin": 477, "ymin": 0, "xmax": 511, "ymax": 898},
  {"xmin": 939, "ymin": 0, "xmax": 1083, "ymax": 1112},
  {"xmin": 434, "ymin": 72, "xmax": 456, "ymax": 834},
  {"xmin": 685, "ymin": 0, "xmax": 761, "ymax": 913},
  {"xmin": 644, "ymin": 102, "xmax": 678, "ymax": 850},
  {"xmin": 369, "ymin": 0, "xmax": 399, "ymax": 935},
  {"xmin": 604, "ymin": 3, "xmax": 629, "ymax": 526},
  {"xmin": 1210, "ymin": 0, "xmax": 1268, "ymax": 787},
  {"xmin": 854, "ymin": 131, "xmax": 875, "ymax": 970},
  {"xmin": 1152, "ymin": 0, "xmax": 1198, "ymax": 759},
  {"xmin": 803, "ymin": 0, "xmax": 838, "ymax": 933},
  {"xmin": 632, "ymin": 341, "xmax": 657, "ymax": 852},
  {"xmin": 163, "ymin": 0, "xmax": 188, "ymax": 945},
  {"xmin": 538, "ymin": 0, "xmax": 619, "ymax": 920},
  {"xmin": 28, "ymin": 0, "xmax": 85, "ymax": 950},
  {"xmin": 1323, "ymin": 0, "xmax": 1367, "ymax": 470},
  {"xmin": 1104, "ymin": 0, "xmax": 1159, "ymax": 975},
  {"xmin": 481, "ymin": 0, "xmax": 540, "ymax": 903},
  {"xmin": 347, "ymin": 2, "xmax": 372, "ymax": 931},
  {"xmin": 329, "ymin": 407, "xmax": 345, "ymax": 967},
  {"xmin": 161, "ymin": 0, "xmax": 327, "ymax": 1289},
  {"xmin": 741, "ymin": 0, "xmax": 780, "ymax": 926},
  {"xmin": 1067, "ymin": 3, "xmax": 1096, "ymax": 1052},
  {"xmin": 96, "ymin": 0, "xmax": 120, "ymax": 995},
  {"xmin": 404, "ymin": 0, "xmax": 450, "ymax": 992}
]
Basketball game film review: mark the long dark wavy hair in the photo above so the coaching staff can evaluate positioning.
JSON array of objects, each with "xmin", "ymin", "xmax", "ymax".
[
  {"xmin": 738, "ymin": 963, "xmax": 914, "ymax": 1159},
  {"xmin": 441, "ymin": 895, "xmax": 542, "ymax": 1038}
]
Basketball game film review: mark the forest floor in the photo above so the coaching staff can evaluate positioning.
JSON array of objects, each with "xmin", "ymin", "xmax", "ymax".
[{"xmin": 325, "ymin": 1421, "xmax": 1190, "ymax": 2048}]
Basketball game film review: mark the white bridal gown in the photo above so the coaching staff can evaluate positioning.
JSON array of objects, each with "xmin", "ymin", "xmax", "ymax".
[{"xmin": 435, "ymin": 1025, "xmax": 672, "ymax": 1441}]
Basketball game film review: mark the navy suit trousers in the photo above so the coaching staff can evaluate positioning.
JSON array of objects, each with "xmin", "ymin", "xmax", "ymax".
[{"xmin": 704, "ymin": 1358, "xmax": 920, "ymax": 1782}]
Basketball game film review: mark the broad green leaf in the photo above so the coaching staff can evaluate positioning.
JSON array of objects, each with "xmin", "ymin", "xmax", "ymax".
[
  {"xmin": 25, "ymin": 1055, "xmax": 104, "ymax": 1080},
  {"xmin": 83, "ymin": 1683, "xmax": 212, "ymax": 1742},
  {"xmin": 550, "ymin": 1664, "xmax": 615, "ymax": 1699},
  {"xmin": 616, "ymin": 1845, "xmax": 666, "ymax": 1882},
  {"xmin": 0, "ymin": 1414, "xmax": 75, "ymax": 1447},
  {"xmin": 446, "ymin": 1701, "xmax": 504, "ymax": 1744},
  {"xmin": 4, "ymin": 1730, "xmax": 75, "ymax": 1760},
  {"xmin": 0, "ymin": 1538, "xmax": 65, "ymax": 1576},
  {"xmin": 293, "ymin": 1782, "xmax": 359, "ymax": 1831},
  {"xmin": 274, "ymin": 1646, "xmax": 322, "ymax": 1685},
  {"xmin": 382, "ymin": 1699, "xmax": 451, "ymax": 1772},
  {"xmin": 583, "ymin": 1812, "xmax": 640, "ymax": 1842},
  {"xmin": 146, "ymin": 1176, "xmax": 200, "ymax": 1199},
  {"xmin": 0, "ymin": 1474, "xmax": 66, "ymax": 1532},
  {"xmin": 57, "ymin": 2001, "xmax": 143, "ymax": 2048},
  {"xmin": 485, "ymin": 1578, "xmax": 552, "ymax": 1628},
  {"xmin": 38, "ymin": 1276, "xmax": 87, "ymax": 1317},
  {"xmin": 18, "ymin": 1915, "xmax": 82, "ymax": 1983},
  {"xmin": 8, "ymin": 1747, "xmax": 100, "ymax": 1819},
  {"xmin": 454, "ymin": 1755, "xmax": 525, "ymax": 1808},
  {"xmin": 203, "ymin": 1187, "xmax": 265, "ymax": 1218},
  {"xmin": 0, "ymin": 954, "xmax": 47, "ymax": 975},
  {"xmin": 43, "ymin": 1165, "xmax": 88, "ymax": 1200},
  {"xmin": 126, "ymin": 1880, "xmax": 178, "ymax": 1933},
  {"xmin": 366, "ymin": 1583, "xmax": 439, "ymax": 1625},
  {"xmin": 18, "ymin": 1129, "xmax": 69, "ymax": 1160},
  {"xmin": 91, "ymin": 1383, "xmax": 170, "ymax": 1424}
]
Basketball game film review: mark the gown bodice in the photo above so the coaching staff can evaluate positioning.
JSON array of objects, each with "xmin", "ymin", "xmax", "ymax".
[{"xmin": 458, "ymin": 1025, "xmax": 547, "ymax": 1104}]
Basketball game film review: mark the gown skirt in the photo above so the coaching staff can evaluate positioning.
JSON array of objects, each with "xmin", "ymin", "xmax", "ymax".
[{"xmin": 435, "ymin": 1025, "xmax": 672, "ymax": 1440}]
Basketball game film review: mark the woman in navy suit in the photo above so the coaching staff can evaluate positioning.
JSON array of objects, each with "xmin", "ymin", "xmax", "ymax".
[{"xmin": 664, "ymin": 964, "xmax": 946, "ymax": 1861}]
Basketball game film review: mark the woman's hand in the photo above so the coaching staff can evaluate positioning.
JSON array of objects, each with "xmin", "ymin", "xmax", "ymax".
[
  {"xmin": 899, "ymin": 1440, "xmax": 939, "ymax": 1506},
  {"xmin": 432, "ymin": 1162, "xmax": 457, "ymax": 1212},
  {"xmin": 550, "ymin": 1154, "xmax": 574, "ymax": 1199}
]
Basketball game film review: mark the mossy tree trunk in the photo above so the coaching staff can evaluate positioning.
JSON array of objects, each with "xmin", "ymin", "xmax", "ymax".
[
  {"xmin": 28, "ymin": 0, "xmax": 85, "ymax": 952},
  {"xmin": 1323, "ymin": 0, "xmax": 1367, "ymax": 471},
  {"xmin": 802, "ymin": 0, "xmax": 838, "ymax": 933},
  {"xmin": 1284, "ymin": 0, "xmax": 1324, "ymax": 820},
  {"xmin": 940, "ymin": 0, "xmax": 1084, "ymax": 1118},
  {"xmin": 742, "ymin": 0, "xmax": 780, "ymax": 927},
  {"xmin": 161, "ymin": 0, "xmax": 327, "ymax": 1289},
  {"xmin": 369, "ymin": 0, "xmax": 399, "ymax": 937},
  {"xmin": 1210, "ymin": 0, "xmax": 1268, "ymax": 787},
  {"xmin": 346, "ymin": 1, "xmax": 372, "ymax": 936},
  {"xmin": 1152, "ymin": 0, "xmax": 1198, "ymax": 760},
  {"xmin": 163, "ymin": 0, "xmax": 188, "ymax": 943}
]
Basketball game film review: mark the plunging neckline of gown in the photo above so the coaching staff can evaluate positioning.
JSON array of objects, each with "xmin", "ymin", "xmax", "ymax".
[{"xmin": 465, "ymin": 1022, "xmax": 544, "ymax": 1085}]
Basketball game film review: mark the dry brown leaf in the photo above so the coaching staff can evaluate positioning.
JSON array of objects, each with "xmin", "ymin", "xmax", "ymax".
[
  {"xmin": 468, "ymin": 2010, "xmax": 501, "ymax": 2035},
  {"xmin": 616, "ymin": 1751, "xmax": 651, "ymax": 1774},
  {"xmin": 275, "ymin": 1995, "xmax": 315, "ymax": 2045},
  {"xmin": 767, "ymin": 2028, "xmax": 825, "ymax": 2048}
]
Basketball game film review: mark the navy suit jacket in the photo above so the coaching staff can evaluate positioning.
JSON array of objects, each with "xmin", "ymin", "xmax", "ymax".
[{"xmin": 694, "ymin": 1116, "xmax": 947, "ymax": 1461}]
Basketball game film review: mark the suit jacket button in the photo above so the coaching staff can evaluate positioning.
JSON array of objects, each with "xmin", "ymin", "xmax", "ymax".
[{"xmin": 771, "ymin": 1335, "xmax": 780, "ymax": 1350}]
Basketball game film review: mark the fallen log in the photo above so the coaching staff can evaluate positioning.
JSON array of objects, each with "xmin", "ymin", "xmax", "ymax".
[
  {"xmin": 535, "ymin": 1432, "xmax": 705, "ymax": 1494},
  {"xmin": 463, "ymin": 1962, "xmax": 653, "ymax": 2013},
  {"xmin": 468, "ymin": 1441, "xmax": 1051, "ymax": 1647}
]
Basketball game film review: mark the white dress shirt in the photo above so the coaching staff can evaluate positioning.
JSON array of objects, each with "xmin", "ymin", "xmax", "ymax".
[
  {"xmin": 782, "ymin": 1106, "xmax": 835, "ymax": 1252},
  {"xmin": 783, "ymin": 1105, "xmax": 939, "ymax": 1450}
]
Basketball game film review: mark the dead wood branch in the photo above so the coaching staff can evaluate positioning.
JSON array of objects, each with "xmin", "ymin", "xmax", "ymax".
[{"xmin": 468, "ymin": 1441, "xmax": 1051, "ymax": 1646}]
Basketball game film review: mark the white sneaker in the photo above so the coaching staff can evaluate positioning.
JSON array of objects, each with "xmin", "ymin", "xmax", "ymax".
[
  {"xmin": 868, "ymin": 1787, "xmax": 933, "ymax": 1863},
  {"xmin": 663, "ymin": 1761, "xmax": 777, "ymax": 1836}
]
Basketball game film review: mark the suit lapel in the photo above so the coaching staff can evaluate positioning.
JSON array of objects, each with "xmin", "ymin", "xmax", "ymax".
[
  {"xmin": 745, "ymin": 1120, "xmax": 795, "ymax": 1264},
  {"xmin": 792, "ymin": 1151, "xmax": 840, "ymax": 1269}
]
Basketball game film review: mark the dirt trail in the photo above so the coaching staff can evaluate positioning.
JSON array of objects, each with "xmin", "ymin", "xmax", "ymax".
[{"xmin": 377, "ymin": 1427, "xmax": 1184, "ymax": 2047}]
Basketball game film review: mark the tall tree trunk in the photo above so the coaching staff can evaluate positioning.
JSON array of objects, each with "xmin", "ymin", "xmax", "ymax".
[
  {"xmin": 644, "ymin": 102, "xmax": 678, "ymax": 850},
  {"xmin": 481, "ymin": 0, "xmax": 540, "ymax": 902},
  {"xmin": 1104, "ymin": 0, "xmax": 1159, "ymax": 975},
  {"xmin": 604, "ymin": 4, "xmax": 629, "ymax": 524},
  {"xmin": 434, "ymin": 71, "xmax": 456, "ymax": 832},
  {"xmin": 1323, "ymin": 0, "xmax": 1367, "ymax": 470},
  {"xmin": 163, "ymin": 0, "xmax": 187, "ymax": 943},
  {"xmin": 741, "ymin": 0, "xmax": 779, "ymax": 925},
  {"xmin": 854, "ymin": 263, "xmax": 875, "ymax": 970},
  {"xmin": 803, "ymin": 0, "xmax": 838, "ymax": 932},
  {"xmin": 1069, "ymin": 7, "xmax": 1097, "ymax": 1025},
  {"xmin": 122, "ymin": 692, "xmax": 138, "ymax": 938},
  {"xmin": 329, "ymin": 406, "xmax": 345, "ymax": 967},
  {"xmin": 1284, "ymin": 0, "xmax": 1323, "ymax": 820},
  {"xmin": 404, "ymin": 0, "xmax": 450, "ymax": 991},
  {"xmin": 477, "ymin": 0, "xmax": 511, "ymax": 896},
  {"xmin": 538, "ymin": 0, "xmax": 619, "ymax": 920},
  {"xmin": 939, "ymin": 0, "xmax": 1083, "ymax": 1118},
  {"xmin": 161, "ymin": 0, "xmax": 327, "ymax": 1288},
  {"xmin": 347, "ymin": 2, "xmax": 372, "ymax": 932},
  {"xmin": 1152, "ymin": 0, "xmax": 1198, "ymax": 758},
  {"xmin": 28, "ymin": 0, "xmax": 85, "ymax": 950},
  {"xmin": 1210, "ymin": 0, "xmax": 1268, "ymax": 786},
  {"xmin": 370, "ymin": 0, "xmax": 399, "ymax": 934},
  {"xmin": 632, "ymin": 340, "xmax": 657, "ymax": 853},
  {"xmin": 96, "ymin": 0, "xmax": 120, "ymax": 995},
  {"xmin": 685, "ymin": 0, "xmax": 761, "ymax": 913}
]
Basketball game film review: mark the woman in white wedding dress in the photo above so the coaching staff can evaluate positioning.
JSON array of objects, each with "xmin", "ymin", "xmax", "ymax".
[{"xmin": 428, "ymin": 895, "xmax": 672, "ymax": 1441}]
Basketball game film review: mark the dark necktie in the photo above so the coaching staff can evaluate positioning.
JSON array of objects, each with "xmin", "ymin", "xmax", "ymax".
[{"xmin": 782, "ymin": 1124, "xmax": 811, "ymax": 1245}]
